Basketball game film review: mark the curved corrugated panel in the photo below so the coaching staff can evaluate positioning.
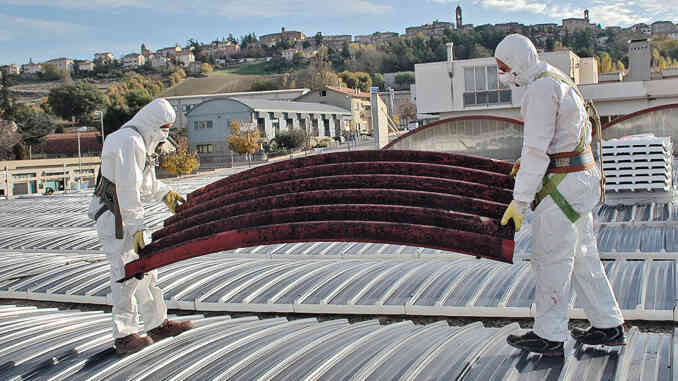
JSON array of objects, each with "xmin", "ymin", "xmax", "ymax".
[
  {"xmin": 1, "ymin": 252, "xmax": 674, "ymax": 320},
  {"xmin": 0, "ymin": 305, "xmax": 673, "ymax": 381},
  {"xmin": 3, "ymin": 191, "xmax": 678, "ymax": 258}
]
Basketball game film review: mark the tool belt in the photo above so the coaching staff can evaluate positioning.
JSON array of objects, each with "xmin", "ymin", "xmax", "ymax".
[
  {"xmin": 93, "ymin": 168, "xmax": 124, "ymax": 239},
  {"xmin": 531, "ymin": 145, "xmax": 595, "ymax": 223}
]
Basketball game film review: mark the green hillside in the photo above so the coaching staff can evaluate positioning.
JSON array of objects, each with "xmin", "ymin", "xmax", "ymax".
[{"xmin": 161, "ymin": 63, "xmax": 281, "ymax": 97}]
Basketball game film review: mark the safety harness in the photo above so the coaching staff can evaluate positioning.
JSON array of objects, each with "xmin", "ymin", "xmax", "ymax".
[
  {"xmin": 92, "ymin": 125, "xmax": 154, "ymax": 239},
  {"xmin": 529, "ymin": 71, "xmax": 605, "ymax": 223}
]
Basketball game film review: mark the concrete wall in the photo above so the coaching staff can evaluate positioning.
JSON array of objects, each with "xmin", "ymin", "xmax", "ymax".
[
  {"xmin": 371, "ymin": 92, "xmax": 389, "ymax": 149},
  {"xmin": 627, "ymin": 40, "xmax": 651, "ymax": 82},
  {"xmin": 541, "ymin": 51, "xmax": 580, "ymax": 84},
  {"xmin": 580, "ymin": 57, "xmax": 599, "ymax": 85}
]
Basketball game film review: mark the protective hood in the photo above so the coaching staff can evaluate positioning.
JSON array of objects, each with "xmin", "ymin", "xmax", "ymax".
[
  {"xmin": 121, "ymin": 98, "xmax": 176, "ymax": 152},
  {"xmin": 494, "ymin": 34, "xmax": 540, "ymax": 87}
]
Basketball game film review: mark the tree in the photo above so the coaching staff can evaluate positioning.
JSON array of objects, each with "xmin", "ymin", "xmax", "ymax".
[
  {"xmin": 240, "ymin": 33, "xmax": 257, "ymax": 49},
  {"xmin": 273, "ymin": 128, "xmax": 306, "ymax": 151},
  {"xmin": 187, "ymin": 38, "xmax": 203, "ymax": 59},
  {"xmin": 395, "ymin": 72, "xmax": 415, "ymax": 88},
  {"xmin": 40, "ymin": 63, "xmax": 62, "ymax": 81},
  {"xmin": 227, "ymin": 34, "xmax": 238, "ymax": 44},
  {"xmin": 471, "ymin": 44, "xmax": 492, "ymax": 58},
  {"xmin": 296, "ymin": 46, "xmax": 343, "ymax": 90},
  {"xmin": 200, "ymin": 62, "xmax": 213, "ymax": 74},
  {"xmin": 161, "ymin": 136, "xmax": 200, "ymax": 176},
  {"xmin": 48, "ymin": 82, "xmax": 105, "ymax": 124},
  {"xmin": 12, "ymin": 143, "xmax": 27, "ymax": 160},
  {"xmin": 250, "ymin": 79, "xmax": 280, "ymax": 91},
  {"xmin": 227, "ymin": 120, "xmax": 261, "ymax": 166},
  {"xmin": 13, "ymin": 104, "xmax": 56, "ymax": 158},
  {"xmin": 0, "ymin": 120, "xmax": 21, "ymax": 160},
  {"xmin": 599, "ymin": 52, "xmax": 614, "ymax": 73},
  {"xmin": 102, "ymin": 73, "xmax": 164, "ymax": 134},
  {"xmin": 399, "ymin": 103, "xmax": 417, "ymax": 124},
  {"xmin": 167, "ymin": 69, "xmax": 187, "ymax": 87},
  {"xmin": 0, "ymin": 70, "xmax": 14, "ymax": 120},
  {"xmin": 371, "ymin": 72, "xmax": 385, "ymax": 91}
]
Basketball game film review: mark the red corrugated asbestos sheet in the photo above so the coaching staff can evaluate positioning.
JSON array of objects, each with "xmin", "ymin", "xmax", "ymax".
[{"xmin": 123, "ymin": 150, "xmax": 516, "ymax": 281}]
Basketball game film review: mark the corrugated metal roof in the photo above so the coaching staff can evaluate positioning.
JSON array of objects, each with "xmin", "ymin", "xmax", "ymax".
[
  {"xmin": 0, "ymin": 251, "xmax": 674, "ymax": 320},
  {"xmin": 0, "ymin": 305, "xmax": 673, "ymax": 381}
]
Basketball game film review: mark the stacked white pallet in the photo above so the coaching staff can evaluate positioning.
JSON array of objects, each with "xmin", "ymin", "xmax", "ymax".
[{"xmin": 602, "ymin": 136, "xmax": 673, "ymax": 193}]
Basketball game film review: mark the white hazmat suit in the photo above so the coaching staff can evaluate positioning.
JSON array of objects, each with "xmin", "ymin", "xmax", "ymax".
[
  {"xmin": 496, "ymin": 34, "xmax": 623, "ymax": 342},
  {"xmin": 88, "ymin": 98, "xmax": 175, "ymax": 339}
]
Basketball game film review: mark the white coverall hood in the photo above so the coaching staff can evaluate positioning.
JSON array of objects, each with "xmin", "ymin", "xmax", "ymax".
[
  {"xmin": 494, "ymin": 34, "xmax": 540, "ymax": 87},
  {"xmin": 121, "ymin": 98, "xmax": 175, "ymax": 152}
]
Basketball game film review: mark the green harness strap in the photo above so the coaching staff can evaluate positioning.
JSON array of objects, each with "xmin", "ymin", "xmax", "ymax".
[
  {"xmin": 532, "ymin": 173, "xmax": 581, "ymax": 223},
  {"xmin": 529, "ymin": 71, "xmax": 591, "ymax": 223}
]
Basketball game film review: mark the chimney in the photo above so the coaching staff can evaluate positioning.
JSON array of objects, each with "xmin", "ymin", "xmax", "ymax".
[
  {"xmin": 626, "ymin": 39, "xmax": 651, "ymax": 82},
  {"xmin": 446, "ymin": 42, "xmax": 454, "ymax": 62}
]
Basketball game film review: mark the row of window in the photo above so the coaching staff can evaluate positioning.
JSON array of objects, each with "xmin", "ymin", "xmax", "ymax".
[
  {"xmin": 463, "ymin": 65, "xmax": 512, "ymax": 107},
  {"xmin": 196, "ymin": 144, "xmax": 214, "ymax": 153},
  {"xmin": 194, "ymin": 120, "xmax": 213, "ymax": 129}
]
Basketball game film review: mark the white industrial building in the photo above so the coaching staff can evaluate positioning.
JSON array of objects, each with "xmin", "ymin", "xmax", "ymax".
[
  {"xmin": 165, "ymin": 89, "xmax": 311, "ymax": 132},
  {"xmin": 414, "ymin": 41, "xmax": 678, "ymax": 124}
]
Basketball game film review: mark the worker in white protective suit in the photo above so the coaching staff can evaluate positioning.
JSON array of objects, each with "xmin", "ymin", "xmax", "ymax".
[
  {"xmin": 496, "ymin": 34, "xmax": 625, "ymax": 356},
  {"xmin": 88, "ymin": 98, "xmax": 193, "ymax": 355}
]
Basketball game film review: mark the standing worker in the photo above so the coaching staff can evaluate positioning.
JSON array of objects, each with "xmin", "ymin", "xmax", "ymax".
[
  {"xmin": 496, "ymin": 34, "xmax": 625, "ymax": 356},
  {"xmin": 88, "ymin": 98, "xmax": 194, "ymax": 355}
]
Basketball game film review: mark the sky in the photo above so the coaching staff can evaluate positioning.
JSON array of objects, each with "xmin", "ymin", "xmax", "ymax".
[{"xmin": 0, "ymin": 0, "xmax": 676, "ymax": 66}]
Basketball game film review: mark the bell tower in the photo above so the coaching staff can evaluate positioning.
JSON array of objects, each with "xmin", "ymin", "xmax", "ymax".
[{"xmin": 456, "ymin": 5, "xmax": 462, "ymax": 29}]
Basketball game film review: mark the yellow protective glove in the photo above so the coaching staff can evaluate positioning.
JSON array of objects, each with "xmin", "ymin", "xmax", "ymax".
[
  {"xmin": 133, "ymin": 230, "xmax": 146, "ymax": 254},
  {"xmin": 510, "ymin": 159, "xmax": 520, "ymax": 178},
  {"xmin": 501, "ymin": 200, "xmax": 526, "ymax": 232},
  {"xmin": 163, "ymin": 190, "xmax": 185, "ymax": 213}
]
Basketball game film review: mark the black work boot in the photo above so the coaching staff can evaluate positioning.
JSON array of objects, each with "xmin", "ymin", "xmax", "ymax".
[
  {"xmin": 114, "ymin": 333, "xmax": 153, "ymax": 355},
  {"xmin": 571, "ymin": 325, "xmax": 626, "ymax": 346},
  {"xmin": 506, "ymin": 331, "xmax": 564, "ymax": 356}
]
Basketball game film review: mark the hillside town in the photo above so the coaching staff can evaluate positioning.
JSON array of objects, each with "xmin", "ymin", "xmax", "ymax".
[{"xmin": 1, "ymin": 7, "xmax": 677, "ymax": 77}]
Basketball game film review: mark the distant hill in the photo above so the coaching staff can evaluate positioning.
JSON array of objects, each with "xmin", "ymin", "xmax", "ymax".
[{"xmin": 161, "ymin": 63, "xmax": 281, "ymax": 97}]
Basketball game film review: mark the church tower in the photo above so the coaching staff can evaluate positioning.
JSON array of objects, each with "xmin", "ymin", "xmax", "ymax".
[{"xmin": 456, "ymin": 5, "xmax": 462, "ymax": 29}]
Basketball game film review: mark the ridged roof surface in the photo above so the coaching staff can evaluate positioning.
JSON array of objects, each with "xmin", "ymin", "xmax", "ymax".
[{"xmin": 0, "ymin": 305, "xmax": 673, "ymax": 381}]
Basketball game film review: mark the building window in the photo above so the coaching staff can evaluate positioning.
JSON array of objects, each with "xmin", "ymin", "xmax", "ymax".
[
  {"xmin": 193, "ymin": 120, "xmax": 213, "ymax": 129},
  {"xmin": 463, "ymin": 65, "xmax": 511, "ymax": 107},
  {"xmin": 196, "ymin": 144, "xmax": 214, "ymax": 153}
]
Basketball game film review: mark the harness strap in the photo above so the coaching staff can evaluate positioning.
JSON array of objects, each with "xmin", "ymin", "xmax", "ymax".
[
  {"xmin": 536, "ymin": 70, "xmax": 606, "ymax": 203},
  {"xmin": 532, "ymin": 173, "xmax": 581, "ymax": 223},
  {"xmin": 94, "ymin": 167, "xmax": 124, "ymax": 239},
  {"xmin": 547, "ymin": 146, "xmax": 596, "ymax": 173}
]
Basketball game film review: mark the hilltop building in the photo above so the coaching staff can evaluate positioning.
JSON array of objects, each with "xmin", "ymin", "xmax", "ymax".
[
  {"xmin": 259, "ymin": 27, "xmax": 306, "ymax": 47},
  {"xmin": 405, "ymin": 20, "xmax": 454, "ymax": 38}
]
